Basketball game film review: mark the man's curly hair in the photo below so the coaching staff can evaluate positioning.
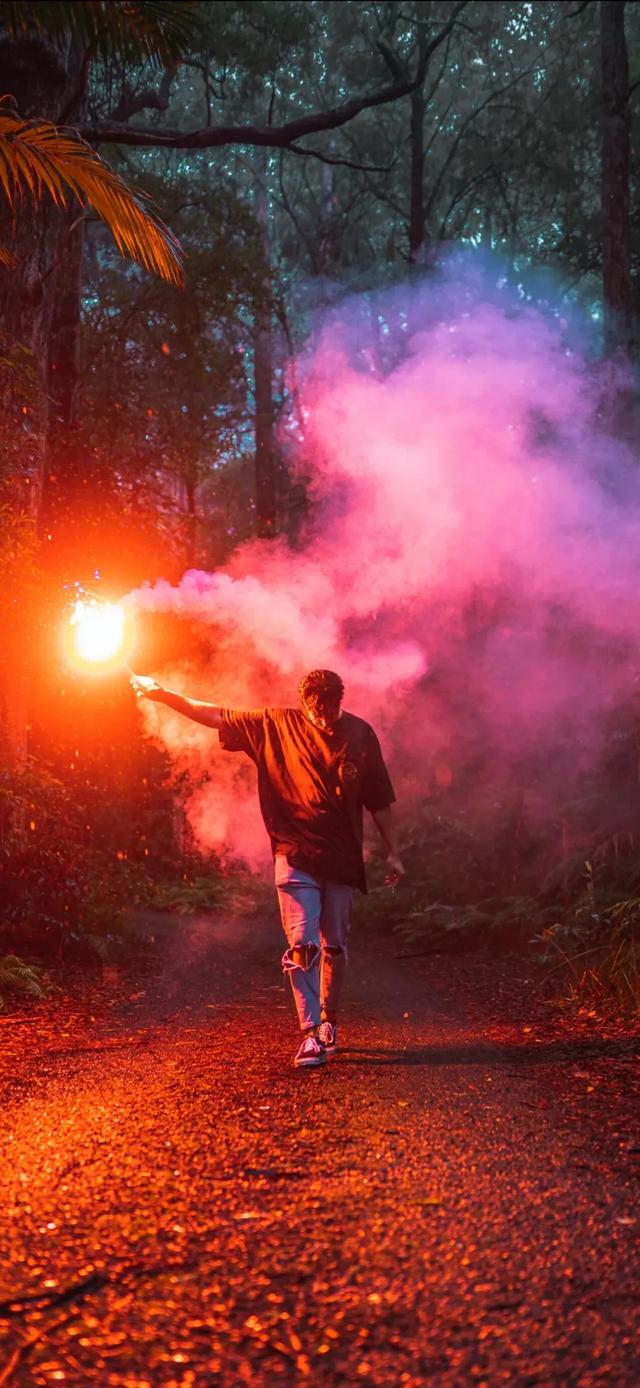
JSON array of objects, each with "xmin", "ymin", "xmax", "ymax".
[{"xmin": 298, "ymin": 669, "xmax": 345, "ymax": 703}]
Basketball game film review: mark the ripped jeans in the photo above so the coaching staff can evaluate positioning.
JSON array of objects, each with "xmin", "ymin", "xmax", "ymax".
[{"xmin": 275, "ymin": 855, "xmax": 353, "ymax": 1033}]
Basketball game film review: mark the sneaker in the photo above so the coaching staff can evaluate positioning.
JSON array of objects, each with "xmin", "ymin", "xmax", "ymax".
[
  {"xmin": 318, "ymin": 1021, "xmax": 337, "ymax": 1054},
  {"xmin": 294, "ymin": 1033, "xmax": 327, "ymax": 1068}
]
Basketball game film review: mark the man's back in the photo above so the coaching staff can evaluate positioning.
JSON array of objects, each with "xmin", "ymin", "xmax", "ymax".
[{"xmin": 218, "ymin": 706, "xmax": 395, "ymax": 890}]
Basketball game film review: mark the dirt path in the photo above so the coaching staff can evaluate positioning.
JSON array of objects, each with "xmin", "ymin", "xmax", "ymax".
[{"xmin": 0, "ymin": 913, "xmax": 639, "ymax": 1386}]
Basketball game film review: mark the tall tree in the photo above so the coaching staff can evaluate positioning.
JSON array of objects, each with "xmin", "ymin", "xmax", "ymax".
[
  {"xmin": 0, "ymin": 2, "xmax": 192, "ymax": 768},
  {"xmin": 253, "ymin": 153, "xmax": 277, "ymax": 539},
  {"xmin": 600, "ymin": 0, "xmax": 632, "ymax": 356}
]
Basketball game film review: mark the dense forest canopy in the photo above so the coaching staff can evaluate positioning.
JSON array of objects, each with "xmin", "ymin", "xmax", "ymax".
[{"xmin": 0, "ymin": 0, "xmax": 637, "ymax": 568}]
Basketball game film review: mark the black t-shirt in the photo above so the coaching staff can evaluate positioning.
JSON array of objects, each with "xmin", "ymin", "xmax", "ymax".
[{"xmin": 218, "ymin": 707, "xmax": 395, "ymax": 891}]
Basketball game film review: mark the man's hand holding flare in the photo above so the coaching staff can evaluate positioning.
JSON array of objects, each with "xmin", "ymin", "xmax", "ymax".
[
  {"xmin": 130, "ymin": 672, "xmax": 163, "ymax": 700},
  {"xmin": 129, "ymin": 675, "xmax": 224, "ymax": 728}
]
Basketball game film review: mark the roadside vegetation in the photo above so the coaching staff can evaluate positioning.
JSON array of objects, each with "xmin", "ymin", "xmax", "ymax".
[{"xmin": 360, "ymin": 808, "xmax": 640, "ymax": 1016}]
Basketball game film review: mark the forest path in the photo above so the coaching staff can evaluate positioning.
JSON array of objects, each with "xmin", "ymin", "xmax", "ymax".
[{"xmin": 0, "ymin": 912, "xmax": 639, "ymax": 1386}]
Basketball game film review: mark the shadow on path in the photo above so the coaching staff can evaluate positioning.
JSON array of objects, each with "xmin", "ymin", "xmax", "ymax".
[{"xmin": 337, "ymin": 1038, "xmax": 640, "ymax": 1067}]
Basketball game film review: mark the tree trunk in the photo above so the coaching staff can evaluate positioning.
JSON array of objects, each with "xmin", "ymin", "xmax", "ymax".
[
  {"xmin": 0, "ymin": 36, "xmax": 74, "ymax": 517},
  {"xmin": 39, "ymin": 205, "xmax": 111, "ymax": 595},
  {"xmin": 408, "ymin": 18, "xmax": 428, "ymax": 266},
  {"xmin": 409, "ymin": 82, "xmax": 426, "ymax": 264},
  {"xmin": 42, "ymin": 210, "xmax": 85, "ymax": 566},
  {"xmin": 0, "ymin": 33, "xmax": 86, "ymax": 766},
  {"xmin": 601, "ymin": 0, "xmax": 632, "ymax": 357},
  {"xmin": 184, "ymin": 463, "xmax": 198, "ymax": 566},
  {"xmin": 47, "ymin": 214, "xmax": 84, "ymax": 436},
  {"xmin": 253, "ymin": 159, "xmax": 276, "ymax": 539}
]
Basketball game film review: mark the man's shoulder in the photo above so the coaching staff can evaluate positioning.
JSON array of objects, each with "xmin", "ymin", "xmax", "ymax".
[
  {"xmin": 263, "ymin": 706, "xmax": 303, "ymax": 729},
  {"xmin": 340, "ymin": 711, "xmax": 379, "ymax": 743}
]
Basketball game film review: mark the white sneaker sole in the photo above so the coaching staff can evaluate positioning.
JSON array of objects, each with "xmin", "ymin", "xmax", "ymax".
[{"xmin": 294, "ymin": 1053, "xmax": 327, "ymax": 1068}]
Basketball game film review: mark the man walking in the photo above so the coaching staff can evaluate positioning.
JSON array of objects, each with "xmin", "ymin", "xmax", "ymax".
[{"xmin": 131, "ymin": 668, "xmax": 403, "ymax": 1068}]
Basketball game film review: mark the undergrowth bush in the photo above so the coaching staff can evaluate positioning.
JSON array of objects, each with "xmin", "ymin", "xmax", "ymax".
[
  {"xmin": 0, "ymin": 954, "xmax": 47, "ymax": 1009},
  {"xmin": 151, "ymin": 866, "xmax": 273, "ymax": 918},
  {"xmin": 0, "ymin": 759, "xmax": 170, "ymax": 966},
  {"xmin": 359, "ymin": 807, "xmax": 640, "ymax": 1014},
  {"xmin": 531, "ymin": 843, "xmax": 640, "ymax": 1014},
  {"xmin": 0, "ymin": 757, "xmax": 262, "ymax": 1003}
]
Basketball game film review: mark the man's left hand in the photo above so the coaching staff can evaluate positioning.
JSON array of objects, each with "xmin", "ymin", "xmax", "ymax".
[{"xmin": 384, "ymin": 854, "xmax": 405, "ymax": 888}]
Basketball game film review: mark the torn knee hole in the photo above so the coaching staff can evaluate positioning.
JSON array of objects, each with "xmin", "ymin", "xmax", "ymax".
[{"xmin": 282, "ymin": 943, "xmax": 320, "ymax": 973}]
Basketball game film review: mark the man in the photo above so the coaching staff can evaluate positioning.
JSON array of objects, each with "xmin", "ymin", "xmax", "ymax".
[{"xmin": 131, "ymin": 668, "xmax": 404, "ymax": 1069}]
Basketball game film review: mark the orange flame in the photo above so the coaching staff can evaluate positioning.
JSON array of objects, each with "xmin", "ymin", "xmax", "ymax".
[{"xmin": 66, "ymin": 598, "xmax": 132, "ymax": 673}]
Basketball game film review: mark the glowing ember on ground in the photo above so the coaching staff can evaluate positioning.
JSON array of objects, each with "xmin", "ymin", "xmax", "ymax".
[{"xmin": 67, "ymin": 598, "xmax": 131, "ymax": 671}]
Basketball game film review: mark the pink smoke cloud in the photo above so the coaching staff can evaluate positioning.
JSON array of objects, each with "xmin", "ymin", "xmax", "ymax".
[{"xmin": 129, "ymin": 258, "xmax": 640, "ymax": 866}]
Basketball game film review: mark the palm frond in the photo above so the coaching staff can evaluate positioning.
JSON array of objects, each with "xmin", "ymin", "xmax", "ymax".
[
  {"xmin": 0, "ymin": 243, "xmax": 17, "ymax": 268},
  {"xmin": 2, "ymin": 1, "xmax": 202, "ymax": 68},
  {"xmin": 0, "ymin": 104, "xmax": 183, "ymax": 284}
]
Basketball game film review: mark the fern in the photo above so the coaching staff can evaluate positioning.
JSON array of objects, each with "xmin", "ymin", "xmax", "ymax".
[{"xmin": 0, "ymin": 954, "xmax": 47, "ymax": 1002}]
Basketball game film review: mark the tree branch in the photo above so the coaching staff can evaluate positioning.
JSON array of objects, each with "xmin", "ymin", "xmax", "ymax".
[
  {"xmin": 287, "ymin": 143, "xmax": 394, "ymax": 172},
  {"xmin": 377, "ymin": 37, "xmax": 408, "ymax": 83},
  {"xmin": 109, "ymin": 67, "xmax": 176, "ymax": 123},
  {"xmin": 276, "ymin": 151, "xmax": 309, "ymax": 253},
  {"xmin": 417, "ymin": 0, "xmax": 470, "ymax": 84},
  {"xmin": 423, "ymin": 52, "xmax": 548, "ymax": 225},
  {"xmin": 77, "ymin": 72, "xmax": 428, "ymax": 150},
  {"xmin": 377, "ymin": 0, "xmax": 469, "ymax": 86}
]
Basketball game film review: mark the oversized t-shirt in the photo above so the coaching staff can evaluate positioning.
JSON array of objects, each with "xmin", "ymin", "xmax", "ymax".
[{"xmin": 218, "ymin": 707, "xmax": 395, "ymax": 891}]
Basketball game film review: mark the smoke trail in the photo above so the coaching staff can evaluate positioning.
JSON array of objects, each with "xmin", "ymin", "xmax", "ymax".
[{"xmin": 129, "ymin": 254, "xmax": 640, "ymax": 868}]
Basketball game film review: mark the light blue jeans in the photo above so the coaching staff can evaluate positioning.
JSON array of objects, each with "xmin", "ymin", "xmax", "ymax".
[{"xmin": 275, "ymin": 855, "xmax": 353, "ymax": 1033}]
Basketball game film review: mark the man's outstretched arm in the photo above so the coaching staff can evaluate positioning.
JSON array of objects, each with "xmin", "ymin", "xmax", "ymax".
[
  {"xmin": 130, "ymin": 673, "xmax": 224, "ymax": 729},
  {"xmin": 370, "ymin": 805, "xmax": 405, "ymax": 886}
]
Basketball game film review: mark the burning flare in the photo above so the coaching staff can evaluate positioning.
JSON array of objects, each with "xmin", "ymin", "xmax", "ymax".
[{"xmin": 68, "ymin": 598, "xmax": 130, "ymax": 670}]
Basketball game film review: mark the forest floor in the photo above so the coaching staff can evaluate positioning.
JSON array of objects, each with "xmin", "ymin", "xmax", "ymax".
[{"xmin": 0, "ymin": 909, "xmax": 639, "ymax": 1387}]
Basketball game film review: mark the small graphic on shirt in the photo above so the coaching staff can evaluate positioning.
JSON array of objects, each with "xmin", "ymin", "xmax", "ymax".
[{"xmin": 339, "ymin": 760, "xmax": 358, "ymax": 783}]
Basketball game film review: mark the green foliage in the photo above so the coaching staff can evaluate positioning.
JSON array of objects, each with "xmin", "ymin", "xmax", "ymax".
[
  {"xmin": 0, "ymin": 100, "xmax": 184, "ymax": 285},
  {"xmin": 0, "ymin": 756, "xmax": 168, "ymax": 961},
  {"xmin": 0, "ymin": 952, "xmax": 47, "ymax": 1008},
  {"xmin": 358, "ymin": 797, "xmax": 542, "ymax": 942},
  {"xmin": 532, "ymin": 843, "xmax": 640, "ymax": 1014},
  {"xmin": 152, "ymin": 874, "xmax": 226, "ymax": 915},
  {"xmin": 77, "ymin": 174, "xmax": 268, "ymax": 568},
  {"xmin": 2, "ymin": 1, "xmax": 203, "ymax": 67},
  {"xmin": 151, "ymin": 866, "xmax": 273, "ymax": 918},
  {"xmin": 359, "ymin": 806, "xmax": 640, "ymax": 1013}
]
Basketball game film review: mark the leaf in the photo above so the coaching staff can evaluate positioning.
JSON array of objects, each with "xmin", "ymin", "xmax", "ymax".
[
  {"xmin": 0, "ymin": 954, "xmax": 47, "ymax": 998},
  {"xmin": 3, "ymin": 1, "xmax": 203, "ymax": 68},
  {"xmin": 0, "ymin": 102, "xmax": 184, "ymax": 285},
  {"xmin": 0, "ymin": 243, "xmax": 17, "ymax": 269}
]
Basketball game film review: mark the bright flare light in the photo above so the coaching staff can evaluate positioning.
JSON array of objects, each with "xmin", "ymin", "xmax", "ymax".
[{"xmin": 70, "ymin": 599, "xmax": 127, "ymax": 665}]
